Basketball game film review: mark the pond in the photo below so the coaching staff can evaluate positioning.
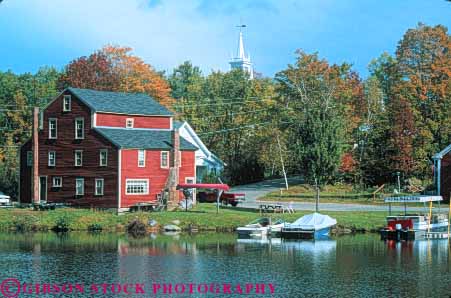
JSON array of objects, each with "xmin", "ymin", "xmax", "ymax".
[{"xmin": 0, "ymin": 232, "xmax": 450, "ymax": 297}]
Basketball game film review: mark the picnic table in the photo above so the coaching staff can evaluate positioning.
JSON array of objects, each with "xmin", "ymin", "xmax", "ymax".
[{"xmin": 259, "ymin": 204, "xmax": 284, "ymax": 214}]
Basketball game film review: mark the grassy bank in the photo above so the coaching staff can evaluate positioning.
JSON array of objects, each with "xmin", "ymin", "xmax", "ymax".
[
  {"xmin": 0, "ymin": 203, "xmax": 388, "ymax": 233},
  {"xmin": 260, "ymin": 184, "xmax": 418, "ymax": 204}
]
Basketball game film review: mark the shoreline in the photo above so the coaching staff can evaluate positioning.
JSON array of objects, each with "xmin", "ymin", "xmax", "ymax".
[{"xmin": 0, "ymin": 204, "xmax": 387, "ymax": 234}]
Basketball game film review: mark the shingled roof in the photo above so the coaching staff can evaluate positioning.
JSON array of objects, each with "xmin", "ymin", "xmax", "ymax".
[
  {"xmin": 95, "ymin": 127, "xmax": 197, "ymax": 151},
  {"xmin": 68, "ymin": 87, "xmax": 173, "ymax": 116}
]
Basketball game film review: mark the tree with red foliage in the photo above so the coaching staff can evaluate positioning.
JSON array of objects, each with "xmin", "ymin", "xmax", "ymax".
[
  {"xmin": 58, "ymin": 46, "xmax": 173, "ymax": 108},
  {"xmin": 388, "ymin": 92, "xmax": 416, "ymax": 175},
  {"xmin": 58, "ymin": 52, "xmax": 120, "ymax": 91}
]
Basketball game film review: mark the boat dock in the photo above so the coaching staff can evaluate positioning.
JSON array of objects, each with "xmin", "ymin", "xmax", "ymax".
[{"xmin": 425, "ymin": 232, "xmax": 450, "ymax": 239}]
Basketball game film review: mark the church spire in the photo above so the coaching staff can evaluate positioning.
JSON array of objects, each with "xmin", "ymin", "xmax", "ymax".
[
  {"xmin": 230, "ymin": 24, "xmax": 253, "ymax": 79},
  {"xmin": 237, "ymin": 29, "xmax": 246, "ymax": 59}
]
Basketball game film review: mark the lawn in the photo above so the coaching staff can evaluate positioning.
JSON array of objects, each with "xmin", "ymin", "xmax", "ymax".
[
  {"xmin": 0, "ymin": 203, "xmax": 388, "ymax": 232},
  {"xmin": 259, "ymin": 183, "xmax": 416, "ymax": 204}
]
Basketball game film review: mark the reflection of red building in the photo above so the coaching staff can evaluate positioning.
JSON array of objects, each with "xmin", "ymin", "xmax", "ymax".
[{"xmin": 20, "ymin": 88, "xmax": 197, "ymax": 211}]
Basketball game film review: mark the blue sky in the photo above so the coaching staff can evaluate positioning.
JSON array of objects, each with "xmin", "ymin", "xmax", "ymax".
[{"xmin": 1, "ymin": 0, "xmax": 450, "ymax": 78}]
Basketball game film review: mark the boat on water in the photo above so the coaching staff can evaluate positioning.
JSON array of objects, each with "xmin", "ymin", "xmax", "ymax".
[
  {"xmin": 380, "ymin": 195, "xmax": 449, "ymax": 241},
  {"xmin": 281, "ymin": 213, "xmax": 337, "ymax": 239},
  {"xmin": 236, "ymin": 218, "xmax": 286, "ymax": 238}
]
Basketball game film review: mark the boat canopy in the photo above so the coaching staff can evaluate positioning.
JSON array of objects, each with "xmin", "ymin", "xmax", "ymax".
[
  {"xmin": 289, "ymin": 213, "xmax": 337, "ymax": 230},
  {"xmin": 384, "ymin": 195, "xmax": 443, "ymax": 203},
  {"xmin": 176, "ymin": 183, "xmax": 230, "ymax": 191}
]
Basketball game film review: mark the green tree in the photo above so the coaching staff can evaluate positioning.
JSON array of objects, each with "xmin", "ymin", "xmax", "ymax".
[
  {"xmin": 168, "ymin": 61, "xmax": 203, "ymax": 100},
  {"xmin": 276, "ymin": 51, "xmax": 348, "ymax": 186}
]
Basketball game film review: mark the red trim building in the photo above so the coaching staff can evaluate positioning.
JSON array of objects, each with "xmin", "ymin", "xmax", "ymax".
[{"xmin": 20, "ymin": 88, "xmax": 197, "ymax": 211}]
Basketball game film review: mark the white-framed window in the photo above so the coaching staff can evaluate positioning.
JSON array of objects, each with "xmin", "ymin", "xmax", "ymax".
[
  {"xmin": 95, "ymin": 178, "xmax": 104, "ymax": 196},
  {"xmin": 75, "ymin": 118, "xmax": 84, "ymax": 139},
  {"xmin": 138, "ymin": 150, "xmax": 145, "ymax": 167},
  {"xmin": 99, "ymin": 149, "xmax": 108, "ymax": 166},
  {"xmin": 74, "ymin": 150, "xmax": 83, "ymax": 166},
  {"xmin": 160, "ymin": 151, "xmax": 169, "ymax": 168},
  {"xmin": 126, "ymin": 179, "xmax": 149, "ymax": 195},
  {"xmin": 27, "ymin": 151, "xmax": 33, "ymax": 167},
  {"xmin": 126, "ymin": 118, "xmax": 134, "ymax": 128},
  {"xmin": 52, "ymin": 177, "xmax": 62, "ymax": 188},
  {"xmin": 75, "ymin": 178, "xmax": 84, "ymax": 196},
  {"xmin": 48, "ymin": 151, "xmax": 56, "ymax": 167},
  {"xmin": 63, "ymin": 95, "xmax": 71, "ymax": 112},
  {"xmin": 49, "ymin": 118, "xmax": 57, "ymax": 139}
]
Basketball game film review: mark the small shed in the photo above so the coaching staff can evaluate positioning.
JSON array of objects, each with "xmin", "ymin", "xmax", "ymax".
[{"xmin": 432, "ymin": 145, "xmax": 451, "ymax": 203}]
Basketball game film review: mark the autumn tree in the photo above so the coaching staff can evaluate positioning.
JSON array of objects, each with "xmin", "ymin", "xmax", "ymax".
[
  {"xmin": 394, "ymin": 23, "xmax": 451, "ymax": 177},
  {"xmin": 58, "ymin": 45, "xmax": 174, "ymax": 107},
  {"xmin": 276, "ymin": 51, "xmax": 352, "ymax": 186}
]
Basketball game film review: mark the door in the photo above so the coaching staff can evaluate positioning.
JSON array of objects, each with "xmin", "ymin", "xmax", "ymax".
[
  {"xmin": 39, "ymin": 176, "xmax": 47, "ymax": 202},
  {"xmin": 185, "ymin": 177, "xmax": 195, "ymax": 204}
]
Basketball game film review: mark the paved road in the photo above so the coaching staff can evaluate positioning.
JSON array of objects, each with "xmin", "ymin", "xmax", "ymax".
[
  {"xmin": 230, "ymin": 176, "xmax": 303, "ymax": 202},
  {"xmin": 231, "ymin": 177, "xmax": 428, "ymax": 212}
]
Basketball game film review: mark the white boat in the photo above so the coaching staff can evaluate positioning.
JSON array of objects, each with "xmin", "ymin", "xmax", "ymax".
[
  {"xmin": 281, "ymin": 213, "xmax": 337, "ymax": 239},
  {"xmin": 380, "ymin": 195, "xmax": 449, "ymax": 240},
  {"xmin": 236, "ymin": 218, "xmax": 286, "ymax": 238}
]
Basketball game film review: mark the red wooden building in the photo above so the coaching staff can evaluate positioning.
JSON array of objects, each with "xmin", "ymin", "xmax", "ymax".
[
  {"xmin": 433, "ymin": 145, "xmax": 451, "ymax": 203},
  {"xmin": 20, "ymin": 88, "xmax": 197, "ymax": 211}
]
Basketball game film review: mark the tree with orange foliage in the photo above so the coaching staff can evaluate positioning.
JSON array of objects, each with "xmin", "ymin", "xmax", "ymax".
[
  {"xmin": 395, "ymin": 23, "xmax": 451, "ymax": 177},
  {"xmin": 102, "ymin": 45, "xmax": 173, "ymax": 107},
  {"xmin": 58, "ymin": 45, "xmax": 174, "ymax": 108}
]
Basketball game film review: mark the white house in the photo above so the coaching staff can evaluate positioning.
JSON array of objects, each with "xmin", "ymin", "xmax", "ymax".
[{"xmin": 174, "ymin": 121, "xmax": 225, "ymax": 182}]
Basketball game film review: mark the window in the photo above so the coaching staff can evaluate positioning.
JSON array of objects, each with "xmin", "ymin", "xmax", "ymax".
[
  {"xmin": 52, "ymin": 177, "xmax": 62, "ymax": 188},
  {"xmin": 160, "ymin": 151, "xmax": 169, "ymax": 168},
  {"xmin": 48, "ymin": 151, "xmax": 56, "ymax": 167},
  {"xmin": 95, "ymin": 178, "xmax": 104, "ymax": 196},
  {"xmin": 49, "ymin": 118, "xmax": 57, "ymax": 139},
  {"xmin": 63, "ymin": 95, "xmax": 71, "ymax": 112},
  {"xmin": 126, "ymin": 179, "xmax": 149, "ymax": 195},
  {"xmin": 74, "ymin": 150, "xmax": 83, "ymax": 166},
  {"xmin": 99, "ymin": 149, "xmax": 108, "ymax": 166},
  {"xmin": 27, "ymin": 151, "xmax": 33, "ymax": 167},
  {"xmin": 75, "ymin": 118, "xmax": 84, "ymax": 139},
  {"xmin": 126, "ymin": 118, "xmax": 134, "ymax": 128},
  {"xmin": 75, "ymin": 178, "xmax": 84, "ymax": 196},
  {"xmin": 138, "ymin": 150, "xmax": 145, "ymax": 167}
]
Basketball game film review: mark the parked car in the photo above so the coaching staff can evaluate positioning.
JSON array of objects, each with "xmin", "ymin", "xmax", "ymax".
[
  {"xmin": 197, "ymin": 191, "xmax": 245, "ymax": 207},
  {"xmin": 0, "ymin": 191, "xmax": 11, "ymax": 206}
]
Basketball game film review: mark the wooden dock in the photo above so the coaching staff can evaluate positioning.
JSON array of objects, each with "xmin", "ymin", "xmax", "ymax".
[{"xmin": 425, "ymin": 232, "xmax": 450, "ymax": 239}]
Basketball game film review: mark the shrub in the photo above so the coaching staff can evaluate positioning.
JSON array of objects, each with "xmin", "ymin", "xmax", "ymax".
[{"xmin": 52, "ymin": 214, "xmax": 71, "ymax": 232}]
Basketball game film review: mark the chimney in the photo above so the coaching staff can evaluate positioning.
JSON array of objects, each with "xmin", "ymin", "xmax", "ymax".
[
  {"xmin": 32, "ymin": 107, "xmax": 39, "ymax": 204},
  {"xmin": 167, "ymin": 128, "xmax": 180, "ymax": 208}
]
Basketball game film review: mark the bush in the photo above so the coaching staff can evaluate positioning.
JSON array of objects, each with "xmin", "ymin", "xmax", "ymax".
[
  {"xmin": 87, "ymin": 223, "xmax": 103, "ymax": 232},
  {"xmin": 52, "ymin": 214, "xmax": 71, "ymax": 232}
]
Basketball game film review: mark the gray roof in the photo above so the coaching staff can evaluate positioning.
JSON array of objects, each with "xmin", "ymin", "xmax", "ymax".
[
  {"xmin": 433, "ymin": 144, "xmax": 451, "ymax": 159},
  {"xmin": 173, "ymin": 120, "xmax": 184, "ymax": 129},
  {"xmin": 95, "ymin": 127, "xmax": 197, "ymax": 151},
  {"xmin": 68, "ymin": 87, "xmax": 173, "ymax": 116}
]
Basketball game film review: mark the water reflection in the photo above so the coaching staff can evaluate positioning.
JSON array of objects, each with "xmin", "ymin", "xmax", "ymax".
[{"xmin": 0, "ymin": 233, "xmax": 450, "ymax": 297}]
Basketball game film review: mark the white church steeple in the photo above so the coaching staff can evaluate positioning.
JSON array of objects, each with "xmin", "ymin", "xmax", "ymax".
[{"xmin": 230, "ymin": 24, "xmax": 253, "ymax": 79}]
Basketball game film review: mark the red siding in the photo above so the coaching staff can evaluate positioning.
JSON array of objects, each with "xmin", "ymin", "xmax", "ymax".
[
  {"xmin": 20, "ymin": 90, "xmax": 119, "ymax": 208},
  {"xmin": 96, "ymin": 113, "xmax": 171, "ymax": 129},
  {"xmin": 120, "ymin": 150, "xmax": 196, "ymax": 208},
  {"xmin": 19, "ymin": 140, "xmax": 32, "ymax": 203},
  {"xmin": 440, "ymin": 154, "xmax": 451, "ymax": 203}
]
